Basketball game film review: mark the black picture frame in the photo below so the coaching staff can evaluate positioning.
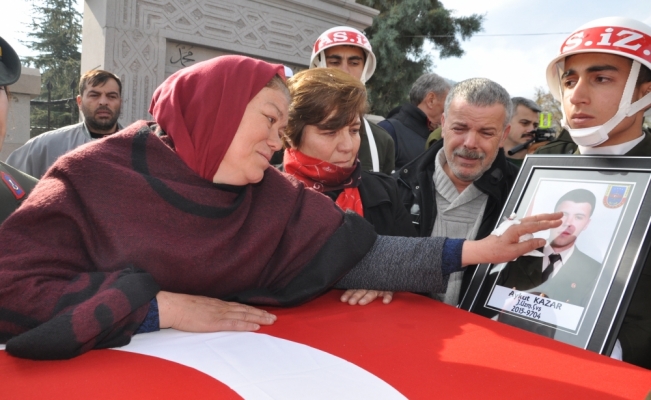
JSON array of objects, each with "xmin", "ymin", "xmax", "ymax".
[{"xmin": 459, "ymin": 155, "xmax": 651, "ymax": 355}]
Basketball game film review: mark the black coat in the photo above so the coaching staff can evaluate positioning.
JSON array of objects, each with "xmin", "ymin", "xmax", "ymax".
[
  {"xmin": 393, "ymin": 139, "xmax": 519, "ymax": 301},
  {"xmin": 378, "ymin": 103, "xmax": 431, "ymax": 170},
  {"xmin": 325, "ymin": 171, "xmax": 417, "ymax": 238}
]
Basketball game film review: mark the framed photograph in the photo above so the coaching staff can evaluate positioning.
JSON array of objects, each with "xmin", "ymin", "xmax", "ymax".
[{"xmin": 459, "ymin": 155, "xmax": 651, "ymax": 355}]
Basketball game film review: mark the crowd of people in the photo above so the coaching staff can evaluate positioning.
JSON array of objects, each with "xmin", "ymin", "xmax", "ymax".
[{"xmin": 0, "ymin": 15, "xmax": 649, "ymax": 372}]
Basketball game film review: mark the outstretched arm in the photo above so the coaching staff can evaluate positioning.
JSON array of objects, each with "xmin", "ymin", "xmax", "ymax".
[
  {"xmin": 461, "ymin": 212, "xmax": 561, "ymax": 266},
  {"xmin": 335, "ymin": 213, "xmax": 562, "ymax": 297}
]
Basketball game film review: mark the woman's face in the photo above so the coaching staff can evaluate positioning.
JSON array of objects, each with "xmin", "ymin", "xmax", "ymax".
[
  {"xmin": 0, "ymin": 88, "xmax": 7, "ymax": 152},
  {"xmin": 213, "ymin": 87, "xmax": 288, "ymax": 185},
  {"xmin": 297, "ymin": 115, "xmax": 361, "ymax": 168}
]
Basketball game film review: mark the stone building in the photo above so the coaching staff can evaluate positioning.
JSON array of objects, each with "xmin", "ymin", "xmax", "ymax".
[{"xmin": 81, "ymin": 0, "xmax": 379, "ymax": 125}]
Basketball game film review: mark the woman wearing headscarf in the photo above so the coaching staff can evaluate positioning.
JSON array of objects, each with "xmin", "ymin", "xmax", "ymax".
[
  {"xmin": 283, "ymin": 68, "xmax": 415, "ymax": 305},
  {"xmin": 0, "ymin": 56, "xmax": 559, "ymax": 360}
]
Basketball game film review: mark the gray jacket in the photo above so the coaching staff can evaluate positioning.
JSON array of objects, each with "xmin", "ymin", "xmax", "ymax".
[{"xmin": 7, "ymin": 122, "xmax": 123, "ymax": 178}]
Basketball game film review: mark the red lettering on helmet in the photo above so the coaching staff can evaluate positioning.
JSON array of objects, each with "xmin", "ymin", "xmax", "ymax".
[
  {"xmin": 313, "ymin": 28, "xmax": 373, "ymax": 58},
  {"xmin": 613, "ymin": 30, "xmax": 644, "ymax": 51},
  {"xmin": 562, "ymin": 31, "xmax": 584, "ymax": 52},
  {"xmin": 561, "ymin": 26, "xmax": 651, "ymax": 62},
  {"xmin": 314, "ymin": 35, "xmax": 333, "ymax": 52},
  {"xmin": 332, "ymin": 31, "xmax": 349, "ymax": 42}
]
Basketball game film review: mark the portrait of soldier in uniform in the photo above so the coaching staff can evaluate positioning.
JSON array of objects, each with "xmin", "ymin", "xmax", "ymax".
[{"xmin": 498, "ymin": 188, "xmax": 602, "ymax": 307}]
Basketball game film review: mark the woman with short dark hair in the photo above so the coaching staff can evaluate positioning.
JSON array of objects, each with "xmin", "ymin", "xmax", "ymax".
[{"xmin": 283, "ymin": 68, "xmax": 415, "ymax": 305}]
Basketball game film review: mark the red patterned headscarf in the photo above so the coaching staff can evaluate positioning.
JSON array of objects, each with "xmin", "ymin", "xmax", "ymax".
[
  {"xmin": 284, "ymin": 148, "xmax": 364, "ymax": 216},
  {"xmin": 149, "ymin": 55, "xmax": 285, "ymax": 181}
]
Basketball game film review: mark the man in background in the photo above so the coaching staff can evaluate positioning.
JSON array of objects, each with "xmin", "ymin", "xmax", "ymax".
[
  {"xmin": 503, "ymin": 97, "xmax": 541, "ymax": 167},
  {"xmin": 379, "ymin": 73, "xmax": 450, "ymax": 169},
  {"xmin": 7, "ymin": 69, "xmax": 123, "ymax": 178}
]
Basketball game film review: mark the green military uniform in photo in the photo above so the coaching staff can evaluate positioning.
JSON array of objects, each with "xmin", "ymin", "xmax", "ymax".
[{"xmin": 0, "ymin": 36, "xmax": 38, "ymax": 224}]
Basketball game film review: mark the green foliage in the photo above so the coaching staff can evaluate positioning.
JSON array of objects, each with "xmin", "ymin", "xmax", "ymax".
[
  {"xmin": 357, "ymin": 0, "xmax": 483, "ymax": 115},
  {"xmin": 22, "ymin": 0, "xmax": 81, "ymax": 136}
]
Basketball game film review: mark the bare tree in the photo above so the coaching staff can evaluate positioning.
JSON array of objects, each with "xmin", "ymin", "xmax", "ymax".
[{"xmin": 534, "ymin": 86, "xmax": 563, "ymax": 133}]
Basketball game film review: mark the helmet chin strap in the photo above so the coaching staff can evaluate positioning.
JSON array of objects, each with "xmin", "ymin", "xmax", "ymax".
[
  {"xmin": 563, "ymin": 61, "xmax": 651, "ymax": 147},
  {"xmin": 359, "ymin": 59, "xmax": 370, "ymax": 84},
  {"xmin": 315, "ymin": 53, "xmax": 327, "ymax": 69}
]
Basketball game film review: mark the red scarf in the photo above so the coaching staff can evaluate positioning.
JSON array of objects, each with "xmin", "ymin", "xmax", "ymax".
[
  {"xmin": 284, "ymin": 148, "xmax": 364, "ymax": 217},
  {"xmin": 149, "ymin": 55, "xmax": 285, "ymax": 181}
]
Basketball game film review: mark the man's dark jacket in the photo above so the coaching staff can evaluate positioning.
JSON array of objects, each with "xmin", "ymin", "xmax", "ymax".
[
  {"xmin": 393, "ymin": 139, "xmax": 518, "ymax": 300},
  {"xmin": 379, "ymin": 103, "xmax": 431, "ymax": 170},
  {"xmin": 535, "ymin": 129, "xmax": 651, "ymax": 369}
]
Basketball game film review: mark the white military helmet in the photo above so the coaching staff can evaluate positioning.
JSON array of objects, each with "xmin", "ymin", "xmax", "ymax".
[
  {"xmin": 546, "ymin": 17, "xmax": 651, "ymax": 147},
  {"xmin": 310, "ymin": 26, "xmax": 376, "ymax": 84}
]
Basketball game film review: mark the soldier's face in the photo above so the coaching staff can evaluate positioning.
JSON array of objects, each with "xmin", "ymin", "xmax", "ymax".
[
  {"xmin": 549, "ymin": 200, "xmax": 592, "ymax": 250},
  {"xmin": 324, "ymin": 46, "xmax": 365, "ymax": 81},
  {"xmin": 561, "ymin": 53, "xmax": 649, "ymax": 146}
]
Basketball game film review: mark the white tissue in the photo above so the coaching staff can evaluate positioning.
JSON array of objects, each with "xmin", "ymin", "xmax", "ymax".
[{"xmin": 491, "ymin": 213, "xmax": 544, "ymax": 258}]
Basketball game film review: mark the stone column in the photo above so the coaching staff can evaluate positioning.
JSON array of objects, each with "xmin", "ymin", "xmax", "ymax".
[
  {"xmin": 81, "ymin": 0, "xmax": 378, "ymax": 125},
  {"xmin": 1, "ymin": 67, "xmax": 41, "ymax": 162}
]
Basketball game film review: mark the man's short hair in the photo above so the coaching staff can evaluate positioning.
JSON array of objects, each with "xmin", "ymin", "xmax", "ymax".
[
  {"xmin": 555, "ymin": 189, "xmax": 596, "ymax": 216},
  {"xmin": 409, "ymin": 73, "xmax": 451, "ymax": 105},
  {"xmin": 511, "ymin": 97, "xmax": 542, "ymax": 114},
  {"xmin": 78, "ymin": 69, "xmax": 122, "ymax": 96},
  {"xmin": 444, "ymin": 78, "xmax": 513, "ymax": 128},
  {"xmin": 636, "ymin": 63, "xmax": 651, "ymax": 87}
]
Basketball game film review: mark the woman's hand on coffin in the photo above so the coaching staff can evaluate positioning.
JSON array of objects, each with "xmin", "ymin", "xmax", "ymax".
[
  {"xmin": 156, "ymin": 291, "xmax": 277, "ymax": 332},
  {"xmin": 340, "ymin": 289, "xmax": 393, "ymax": 305}
]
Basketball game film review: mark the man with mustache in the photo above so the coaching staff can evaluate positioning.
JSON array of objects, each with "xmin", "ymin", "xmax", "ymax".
[
  {"xmin": 395, "ymin": 77, "xmax": 517, "ymax": 305},
  {"xmin": 7, "ymin": 69, "xmax": 123, "ymax": 178},
  {"xmin": 533, "ymin": 17, "xmax": 651, "ymax": 369},
  {"xmin": 499, "ymin": 189, "xmax": 601, "ymax": 306},
  {"xmin": 503, "ymin": 97, "xmax": 541, "ymax": 168}
]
